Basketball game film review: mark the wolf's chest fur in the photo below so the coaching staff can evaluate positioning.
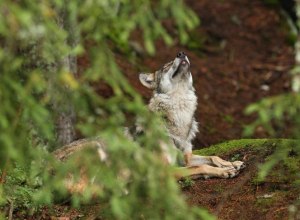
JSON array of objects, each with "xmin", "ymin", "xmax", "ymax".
[{"xmin": 149, "ymin": 89, "xmax": 197, "ymax": 140}]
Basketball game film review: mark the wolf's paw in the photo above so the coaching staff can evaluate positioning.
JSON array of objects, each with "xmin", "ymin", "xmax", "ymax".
[
  {"xmin": 232, "ymin": 161, "xmax": 246, "ymax": 171},
  {"xmin": 222, "ymin": 167, "xmax": 238, "ymax": 178}
]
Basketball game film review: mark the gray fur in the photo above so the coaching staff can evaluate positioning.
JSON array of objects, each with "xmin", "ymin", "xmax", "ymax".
[{"xmin": 140, "ymin": 55, "xmax": 198, "ymax": 159}]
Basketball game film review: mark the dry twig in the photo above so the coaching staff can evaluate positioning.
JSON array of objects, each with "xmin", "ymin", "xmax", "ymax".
[
  {"xmin": 6, "ymin": 197, "xmax": 14, "ymax": 220},
  {"xmin": 273, "ymin": 206, "xmax": 287, "ymax": 214}
]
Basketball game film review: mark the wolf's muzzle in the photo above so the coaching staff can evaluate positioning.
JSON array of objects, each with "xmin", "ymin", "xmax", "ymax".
[{"xmin": 177, "ymin": 51, "xmax": 186, "ymax": 58}]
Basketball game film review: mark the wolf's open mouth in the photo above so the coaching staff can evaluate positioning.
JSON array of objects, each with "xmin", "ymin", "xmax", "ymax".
[
  {"xmin": 172, "ymin": 68, "xmax": 179, "ymax": 78},
  {"xmin": 172, "ymin": 60, "xmax": 188, "ymax": 78}
]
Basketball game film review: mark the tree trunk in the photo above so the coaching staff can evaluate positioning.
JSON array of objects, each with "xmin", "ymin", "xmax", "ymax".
[{"xmin": 55, "ymin": 3, "xmax": 78, "ymax": 146}]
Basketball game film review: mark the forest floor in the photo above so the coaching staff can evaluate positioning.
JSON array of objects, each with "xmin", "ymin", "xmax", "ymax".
[
  {"xmin": 37, "ymin": 140, "xmax": 300, "ymax": 220},
  {"xmin": 10, "ymin": 0, "xmax": 300, "ymax": 219}
]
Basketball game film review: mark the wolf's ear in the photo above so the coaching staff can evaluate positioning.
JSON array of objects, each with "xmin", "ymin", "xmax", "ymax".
[{"xmin": 139, "ymin": 73, "xmax": 156, "ymax": 90}]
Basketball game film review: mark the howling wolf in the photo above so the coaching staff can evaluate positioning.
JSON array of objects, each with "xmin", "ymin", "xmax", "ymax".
[{"xmin": 54, "ymin": 51, "xmax": 245, "ymax": 193}]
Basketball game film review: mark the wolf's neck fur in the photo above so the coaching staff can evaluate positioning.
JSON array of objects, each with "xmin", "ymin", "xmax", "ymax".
[{"xmin": 148, "ymin": 86, "xmax": 198, "ymax": 146}]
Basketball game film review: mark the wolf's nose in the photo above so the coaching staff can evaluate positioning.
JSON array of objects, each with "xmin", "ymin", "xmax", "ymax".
[{"xmin": 177, "ymin": 51, "xmax": 186, "ymax": 58}]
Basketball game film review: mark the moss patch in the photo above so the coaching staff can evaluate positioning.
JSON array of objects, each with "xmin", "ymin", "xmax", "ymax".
[
  {"xmin": 193, "ymin": 139, "xmax": 300, "ymax": 156},
  {"xmin": 256, "ymin": 196, "xmax": 277, "ymax": 207}
]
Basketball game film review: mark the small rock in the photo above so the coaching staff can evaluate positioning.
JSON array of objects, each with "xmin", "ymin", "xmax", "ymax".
[
  {"xmin": 260, "ymin": 84, "xmax": 270, "ymax": 91},
  {"xmin": 257, "ymin": 193, "xmax": 275, "ymax": 199}
]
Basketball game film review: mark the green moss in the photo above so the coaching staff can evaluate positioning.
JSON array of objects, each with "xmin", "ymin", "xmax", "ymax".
[
  {"xmin": 193, "ymin": 139, "xmax": 300, "ymax": 156},
  {"xmin": 256, "ymin": 191, "xmax": 289, "ymax": 209},
  {"xmin": 214, "ymin": 186, "xmax": 224, "ymax": 192},
  {"xmin": 194, "ymin": 139, "xmax": 265, "ymax": 156},
  {"xmin": 251, "ymin": 177, "xmax": 265, "ymax": 185},
  {"xmin": 256, "ymin": 196, "xmax": 277, "ymax": 207},
  {"xmin": 1, "ymin": 165, "xmax": 44, "ymax": 212},
  {"xmin": 282, "ymin": 157, "xmax": 300, "ymax": 174},
  {"xmin": 270, "ymin": 170, "xmax": 289, "ymax": 182}
]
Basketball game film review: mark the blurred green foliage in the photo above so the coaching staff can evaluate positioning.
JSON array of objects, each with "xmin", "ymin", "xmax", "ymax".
[
  {"xmin": 244, "ymin": 93, "xmax": 300, "ymax": 182},
  {"xmin": 244, "ymin": 94, "xmax": 300, "ymax": 138},
  {"xmin": 0, "ymin": 0, "xmax": 214, "ymax": 219},
  {"xmin": 244, "ymin": 1, "xmax": 300, "ymax": 211}
]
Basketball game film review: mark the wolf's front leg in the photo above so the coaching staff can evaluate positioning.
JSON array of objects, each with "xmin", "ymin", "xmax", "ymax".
[
  {"xmin": 185, "ymin": 153, "xmax": 245, "ymax": 171},
  {"xmin": 176, "ymin": 164, "xmax": 238, "ymax": 180}
]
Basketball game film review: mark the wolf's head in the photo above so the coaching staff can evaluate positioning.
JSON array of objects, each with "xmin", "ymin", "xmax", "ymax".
[{"xmin": 139, "ymin": 52, "xmax": 193, "ymax": 94}]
